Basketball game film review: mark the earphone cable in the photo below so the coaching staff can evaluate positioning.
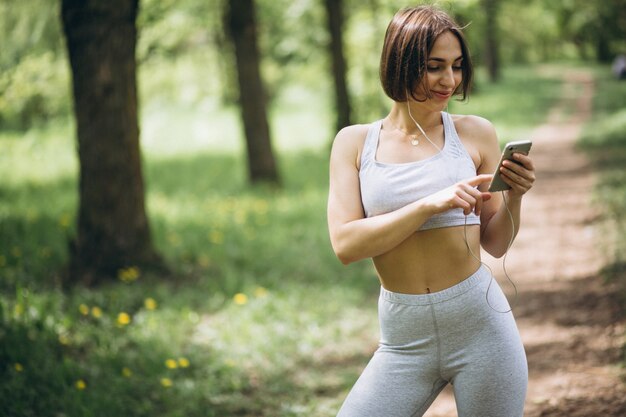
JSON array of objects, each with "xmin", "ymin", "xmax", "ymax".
[{"xmin": 464, "ymin": 190, "xmax": 518, "ymax": 313}]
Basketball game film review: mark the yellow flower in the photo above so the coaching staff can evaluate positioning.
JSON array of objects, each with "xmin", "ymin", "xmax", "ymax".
[
  {"xmin": 79, "ymin": 304, "xmax": 90, "ymax": 316},
  {"xmin": 160, "ymin": 377, "xmax": 173, "ymax": 388},
  {"xmin": 14, "ymin": 363, "xmax": 23, "ymax": 372},
  {"xmin": 14, "ymin": 304, "xmax": 23, "ymax": 316},
  {"xmin": 59, "ymin": 214, "xmax": 71, "ymax": 229},
  {"xmin": 122, "ymin": 367, "xmax": 132, "ymax": 378},
  {"xmin": 233, "ymin": 293, "xmax": 248, "ymax": 305},
  {"xmin": 75, "ymin": 379, "xmax": 86, "ymax": 390},
  {"xmin": 254, "ymin": 287, "xmax": 268, "ymax": 298},
  {"xmin": 144, "ymin": 298, "xmax": 157, "ymax": 310},
  {"xmin": 117, "ymin": 312, "xmax": 131, "ymax": 326},
  {"xmin": 165, "ymin": 359, "xmax": 178, "ymax": 369},
  {"xmin": 117, "ymin": 266, "xmax": 140, "ymax": 283},
  {"xmin": 11, "ymin": 247, "xmax": 21, "ymax": 258},
  {"xmin": 58, "ymin": 333, "xmax": 70, "ymax": 345},
  {"xmin": 91, "ymin": 306, "xmax": 102, "ymax": 318},
  {"xmin": 209, "ymin": 230, "xmax": 224, "ymax": 245},
  {"xmin": 178, "ymin": 357, "xmax": 190, "ymax": 368},
  {"xmin": 198, "ymin": 255, "xmax": 210, "ymax": 267}
]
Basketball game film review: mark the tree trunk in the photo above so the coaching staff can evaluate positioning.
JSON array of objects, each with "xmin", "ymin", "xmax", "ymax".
[
  {"xmin": 324, "ymin": 0, "xmax": 352, "ymax": 132},
  {"xmin": 482, "ymin": 0, "xmax": 500, "ymax": 82},
  {"xmin": 224, "ymin": 0, "xmax": 280, "ymax": 185},
  {"xmin": 62, "ymin": 0, "xmax": 162, "ymax": 285}
]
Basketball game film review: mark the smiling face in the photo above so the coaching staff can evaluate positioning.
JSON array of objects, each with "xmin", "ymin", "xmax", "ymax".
[
  {"xmin": 380, "ymin": 5, "xmax": 473, "ymax": 104},
  {"xmin": 415, "ymin": 31, "xmax": 464, "ymax": 109}
]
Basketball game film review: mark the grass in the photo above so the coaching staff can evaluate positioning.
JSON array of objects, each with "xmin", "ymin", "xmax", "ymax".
[{"xmin": 0, "ymin": 64, "xmax": 564, "ymax": 416}]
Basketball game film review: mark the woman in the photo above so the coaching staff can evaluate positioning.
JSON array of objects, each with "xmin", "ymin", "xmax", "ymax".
[{"xmin": 327, "ymin": 5, "xmax": 535, "ymax": 417}]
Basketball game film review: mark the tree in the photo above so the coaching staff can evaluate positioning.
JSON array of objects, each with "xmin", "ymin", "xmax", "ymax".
[
  {"xmin": 481, "ymin": 0, "xmax": 500, "ymax": 82},
  {"xmin": 224, "ymin": 0, "xmax": 280, "ymax": 185},
  {"xmin": 61, "ymin": 0, "xmax": 162, "ymax": 285},
  {"xmin": 324, "ymin": 0, "xmax": 352, "ymax": 132}
]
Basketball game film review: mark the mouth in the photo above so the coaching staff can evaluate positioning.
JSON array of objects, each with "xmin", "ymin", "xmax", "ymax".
[{"xmin": 432, "ymin": 90, "xmax": 453, "ymax": 100}]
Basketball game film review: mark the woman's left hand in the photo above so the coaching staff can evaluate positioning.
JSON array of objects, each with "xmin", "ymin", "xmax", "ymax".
[{"xmin": 500, "ymin": 152, "xmax": 536, "ymax": 197}]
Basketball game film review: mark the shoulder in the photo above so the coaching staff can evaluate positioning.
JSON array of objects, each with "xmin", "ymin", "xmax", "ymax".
[
  {"xmin": 330, "ymin": 123, "xmax": 374, "ymax": 168},
  {"xmin": 332, "ymin": 123, "xmax": 371, "ymax": 148},
  {"xmin": 450, "ymin": 114, "xmax": 497, "ymax": 142}
]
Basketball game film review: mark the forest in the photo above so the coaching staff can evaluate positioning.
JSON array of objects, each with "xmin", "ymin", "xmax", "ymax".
[{"xmin": 1, "ymin": 0, "xmax": 626, "ymax": 415}]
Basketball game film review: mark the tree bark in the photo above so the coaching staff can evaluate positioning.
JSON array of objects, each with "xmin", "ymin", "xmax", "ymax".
[
  {"xmin": 224, "ymin": 0, "xmax": 280, "ymax": 185},
  {"xmin": 62, "ymin": 0, "xmax": 162, "ymax": 285},
  {"xmin": 482, "ymin": 0, "xmax": 500, "ymax": 82},
  {"xmin": 324, "ymin": 0, "xmax": 352, "ymax": 132}
]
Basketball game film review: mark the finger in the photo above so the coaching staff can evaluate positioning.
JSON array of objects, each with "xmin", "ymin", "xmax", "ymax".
[
  {"xmin": 461, "ymin": 185, "xmax": 484, "ymax": 215},
  {"xmin": 511, "ymin": 153, "xmax": 535, "ymax": 170},
  {"xmin": 465, "ymin": 174, "xmax": 493, "ymax": 187},
  {"xmin": 457, "ymin": 189, "xmax": 478, "ymax": 215}
]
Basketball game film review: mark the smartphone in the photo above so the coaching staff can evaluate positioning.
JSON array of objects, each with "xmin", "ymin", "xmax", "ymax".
[{"xmin": 488, "ymin": 140, "xmax": 533, "ymax": 192}]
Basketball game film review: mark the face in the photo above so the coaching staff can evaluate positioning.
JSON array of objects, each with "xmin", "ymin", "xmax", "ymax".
[{"xmin": 415, "ymin": 31, "xmax": 463, "ymax": 109}]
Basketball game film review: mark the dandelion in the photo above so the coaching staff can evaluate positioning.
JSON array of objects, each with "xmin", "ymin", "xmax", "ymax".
[
  {"xmin": 197, "ymin": 255, "xmax": 210, "ymax": 267},
  {"xmin": 178, "ymin": 357, "xmax": 190, "ymax": 368},
  {"xmin": 91, "ymin": 306, "xmax": 103, "ymax": 318},
  {"xmin": 118, "ymin": 266, "xmax": 140, "ymax": 283},
  {"xmin": 254, "ymin": 287, "xmax": 268, "ymax": 298},
  {"xmin": 79, "ymin": 304, "xmax": 90, "ymax": 316},
  {"xmin": 14, "ymin": 303, "xmax": 23, "ymax": 316},
  {"xmin": 75, "ymin": 379, "xmax": 86, "ymax": 390},
  {"xmin": 209, "ymin": 230, "xmax": 224, "ymax": 245},
  {"xmin": 117, "ymin": 312, "xmax": 131, "ymax": 326},
  {"xmin": 165, "ymin": 359, "xmax": 178, "ymax": 369},
  {"xmin": 14, "ymin": 363, "xmax": 23, "ymax": 372},
  {"xmin": 233, "ymin": 293, "xmax": 248, "ymax": 305},
  {"xmin": 160, "ymin": 377, "xmax": 173, "ymax": 388},
  {"xmin": 58, "ymin": 333, "xmax": 71, "ymax": 345},
  {"xmin": 11, "ymin": 247, "xmax": 21, "ymax": 258},
  {"xmin": 144, "ymin": 298, "xmax": 157, "ymax": 310},
  {"xmin": 122, "ymin": 367, "xmax": 133, "ymax": 378},
  {"xmin": 59, "ymin": 214, "xmax": 72, "ymax": 229}
]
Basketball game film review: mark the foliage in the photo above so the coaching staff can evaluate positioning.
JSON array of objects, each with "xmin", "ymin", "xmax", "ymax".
[{"xmin": 1, "ymin": 0, "xmax": 624, "ymax": 132}]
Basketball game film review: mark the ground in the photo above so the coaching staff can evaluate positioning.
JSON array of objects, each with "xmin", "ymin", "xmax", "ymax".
[{"xmin": 423, "ymin": 70, "xmax": 626, "ymax": 416}]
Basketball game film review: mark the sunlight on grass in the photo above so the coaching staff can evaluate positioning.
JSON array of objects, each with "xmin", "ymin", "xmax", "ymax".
[{"xmin": 1, "ymin": 64, "xmax": 569, "ymax": 416}]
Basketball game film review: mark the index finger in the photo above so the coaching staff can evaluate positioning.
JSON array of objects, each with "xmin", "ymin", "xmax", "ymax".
[{"xmin": 465, "ymin": 174, "xmax": 493, "ymax": 187}]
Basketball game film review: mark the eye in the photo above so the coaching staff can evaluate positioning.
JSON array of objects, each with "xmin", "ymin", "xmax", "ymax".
[
  {"xmin": 452, "ymin": 65, "xmax": 463, "ymax": 71},
  {"xmin": 427, "ymin": 66, "xmax": 440, "ymax": 72}
]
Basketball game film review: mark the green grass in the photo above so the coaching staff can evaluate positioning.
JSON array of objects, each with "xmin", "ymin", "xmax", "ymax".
[{"xmin": 0, "ymin": 64, "xmax": 564, "ymax": 416}]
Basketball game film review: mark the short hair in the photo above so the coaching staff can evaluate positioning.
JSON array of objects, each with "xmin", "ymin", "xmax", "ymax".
[{"xmin": 380, "ymin": 5, "xmax": 473, "ymax": 102}]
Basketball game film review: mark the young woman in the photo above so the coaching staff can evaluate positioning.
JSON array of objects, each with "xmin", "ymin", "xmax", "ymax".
[{"xmin": 327, "ymin": 5, "xmax": 535, "ymax": 417}]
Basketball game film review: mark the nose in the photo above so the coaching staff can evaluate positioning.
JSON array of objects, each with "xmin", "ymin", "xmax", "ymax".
[{"xmin": 440, "ymin": 67, "xmax": 455, "ymax": 88}]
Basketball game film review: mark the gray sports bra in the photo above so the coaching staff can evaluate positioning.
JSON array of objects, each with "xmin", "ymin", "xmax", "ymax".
[{"xmin": 359, "ymin": 111, "xmax": 481, "ymax": 231}]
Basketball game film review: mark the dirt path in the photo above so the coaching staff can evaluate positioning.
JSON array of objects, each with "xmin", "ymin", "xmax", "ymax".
[{"xmin": 425, "ymin": 69, "xmax": 626, "ymax": 417}]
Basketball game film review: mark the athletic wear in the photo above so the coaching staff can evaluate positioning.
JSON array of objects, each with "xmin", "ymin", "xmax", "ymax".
[
  {"xmin": 337, "ymin": 266, "xmax": 528, "ymax": 417},
  {"xmin": 359, "ymin": 111, "xmax": 481, "ymax": 231}
]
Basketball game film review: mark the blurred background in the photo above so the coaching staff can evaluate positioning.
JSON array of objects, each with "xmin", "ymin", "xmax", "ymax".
[{"xmin": 1, "ymin": 0, "xmax": 625, "ymax": 416}]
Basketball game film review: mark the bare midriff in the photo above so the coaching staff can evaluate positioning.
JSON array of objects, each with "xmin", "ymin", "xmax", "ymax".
[{"xmin": 372, "ymin": 225, "xmax": 482, "ymax": 294}]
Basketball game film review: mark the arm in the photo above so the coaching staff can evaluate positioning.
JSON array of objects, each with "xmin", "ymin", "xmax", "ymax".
[
  {"xmin": 471, "ymin": 119, "xmax": 536, "ymax": 258},
  {"xmin": 327, "ymin": 126, "xmax": 493, "ymax": 264}
]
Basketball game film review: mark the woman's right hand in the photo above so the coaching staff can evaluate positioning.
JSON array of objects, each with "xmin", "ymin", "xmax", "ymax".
[{"xmin": 422, "ymin": 174, "xmax": 493, "ymax": 216}]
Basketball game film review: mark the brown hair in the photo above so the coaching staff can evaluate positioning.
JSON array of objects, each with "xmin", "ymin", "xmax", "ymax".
[{"xmin": 380, "ymin": 5, "xmax": 473, "ymax": 102}]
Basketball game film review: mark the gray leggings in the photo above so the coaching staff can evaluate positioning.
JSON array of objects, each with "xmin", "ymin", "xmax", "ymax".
[{"xmin": 337, "ymin": 265, "xmax": 527, "ymax": 417}]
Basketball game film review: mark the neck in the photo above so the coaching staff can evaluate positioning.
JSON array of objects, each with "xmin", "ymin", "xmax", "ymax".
[{"xmin": 387, "ymin": 102, "xmax": 442, "ymax": 133}]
